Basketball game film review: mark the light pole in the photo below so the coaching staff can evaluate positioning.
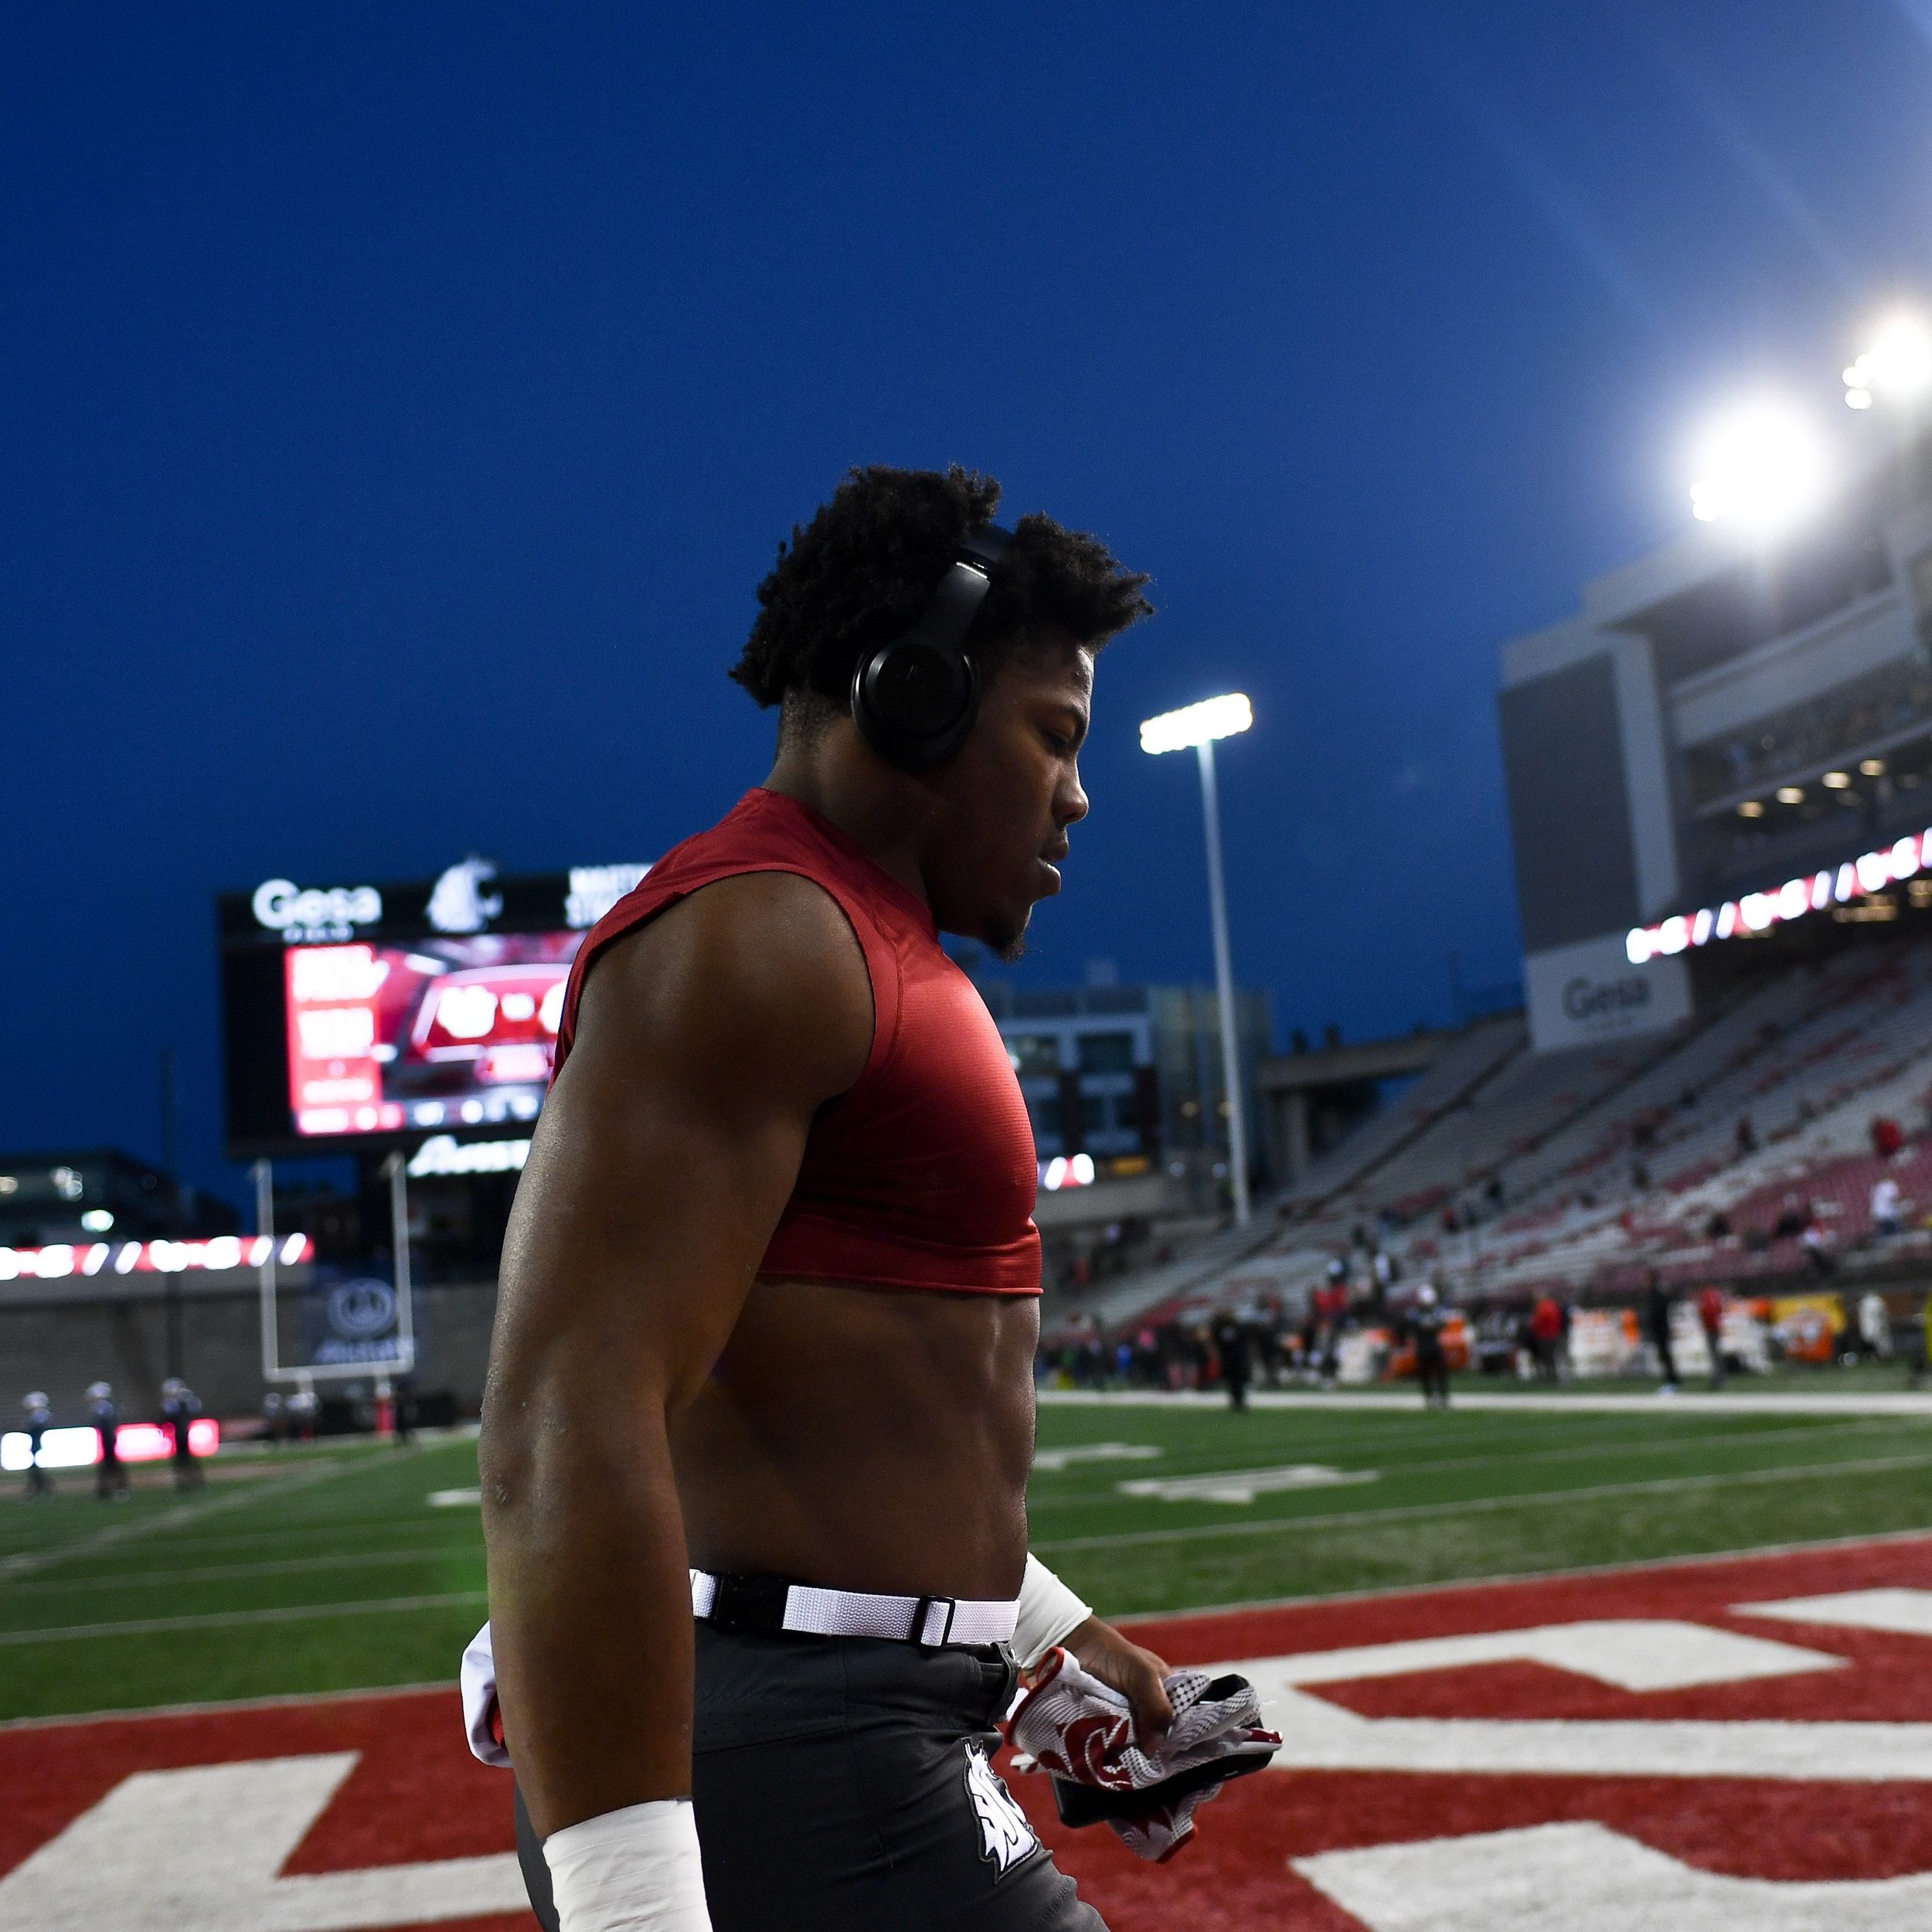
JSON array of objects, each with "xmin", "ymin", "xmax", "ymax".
[{"xmin": 1141, "ymin": 693, "xmax": 1254, "ymax": 1225}]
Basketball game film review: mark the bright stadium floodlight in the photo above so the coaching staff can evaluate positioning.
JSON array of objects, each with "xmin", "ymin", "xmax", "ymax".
[
  {"xmin": 1138, "ymin": 692, "xmax": 1253, "ymax": 756},
  {"xmin": 1689, "ymin": 400, "xmax": 1828, "ymax": 529},
  {"xmin": 1141, "ymin": 692, "xmax": 1254, "ymax": 1225},
  {"xmin": 1844, "ymin": 314, "xmax": 1932, "ymax": 410}
]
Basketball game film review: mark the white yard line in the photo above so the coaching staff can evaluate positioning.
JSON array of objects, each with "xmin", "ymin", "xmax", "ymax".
[
  {"xmin": 0, "ymin": 1587, "xmax": 489, "ymax": 1646},
  {"xmin": 1, "ymin": 1546, "xmax": 467, "ymax": 1595},
  {"xmin": 1109, "ymin": 1525, "xmax": 1932, "ymax": 1627},
  {"xmin": 0, "ymin": 1454, "xmax": 373, "ymax": 1582},
  {"xmin": 1032, "ymin": 1449, "xmax": 1932, "ymax": 1554},
  {"xmin": 1029, "ymin": 1417, "xmax": 1909, "ymax": 1511},
  {"xmin": 1039, "ymin": 1386, "xmax": 1932, "ymax": 1417}
]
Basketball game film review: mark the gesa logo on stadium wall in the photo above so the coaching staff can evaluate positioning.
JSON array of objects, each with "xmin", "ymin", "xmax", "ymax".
[
  {"xmin": 253, "ymin": 878, "xmax": 383, "ymax": 943},
  {"xmin": 1562, "ymin": 972, "xmax": 1652, "ymax": 1023}
]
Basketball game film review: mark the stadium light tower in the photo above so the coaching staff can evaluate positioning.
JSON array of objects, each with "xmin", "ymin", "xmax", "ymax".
[
  {"xmin": 1140, "ymin": 693, "xmax": 1254, "ymax": 1226},
  {"xmin": 1844, "ymin": 314, "xmax": 1932, "ymax": 410},
  {"xmin": 1688, "ymin": 399, "xmax": 1829, "ymax": 530}
]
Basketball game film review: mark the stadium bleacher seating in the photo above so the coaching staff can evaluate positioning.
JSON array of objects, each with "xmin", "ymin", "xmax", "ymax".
[{"xmin": 1087, "ymin": 928, "xmax": 1932, "ymax": 1332}]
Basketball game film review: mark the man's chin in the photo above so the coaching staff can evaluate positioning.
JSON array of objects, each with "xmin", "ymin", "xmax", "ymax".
[{"xmin": 987, "ymin": 913, "xmax": 1030, "ymax": 964}]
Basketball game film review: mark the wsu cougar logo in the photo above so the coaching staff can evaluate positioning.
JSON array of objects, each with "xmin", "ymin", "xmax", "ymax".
[
  {"xmin": 964, "ymin": 1743, "xmax": 1037, "ymax": 1876},
  {"xmin": 427, "ymin": 857, "xmax": 502, "ymax": 934}
]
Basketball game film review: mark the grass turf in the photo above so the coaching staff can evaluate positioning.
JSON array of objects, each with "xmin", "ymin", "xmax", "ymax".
[{"xmin": 2, "ymin": 1397, "xmax": 1929, "ymax": 1722}]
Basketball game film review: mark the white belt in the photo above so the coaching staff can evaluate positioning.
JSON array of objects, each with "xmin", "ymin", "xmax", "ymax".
[{"xmin": 690, "ymin": 1568, "xmax": 1019, "ymax": 1648}]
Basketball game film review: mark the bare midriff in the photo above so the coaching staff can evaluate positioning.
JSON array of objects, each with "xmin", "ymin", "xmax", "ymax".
[{"xmin": 671, "ymin": 1276, "xmax": 1039, "ymax": 1604}]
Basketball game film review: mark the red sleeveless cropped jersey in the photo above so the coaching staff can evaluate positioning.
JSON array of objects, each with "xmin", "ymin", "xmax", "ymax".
[{"xmin": 552, "ymin": 788, "xmax": 1043, "ymax": 1295}]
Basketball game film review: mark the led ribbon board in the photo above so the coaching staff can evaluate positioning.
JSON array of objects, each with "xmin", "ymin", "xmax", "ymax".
[{"xmin": 1628, "ymin": 832, "xmax": 1931, "ymax": 964}]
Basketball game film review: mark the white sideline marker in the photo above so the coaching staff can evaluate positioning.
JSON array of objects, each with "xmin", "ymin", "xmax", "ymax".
[
  {"xmin": 1733, "ymin": 1587, "xmax": 1932, "ymax": 1638},
  {"xmin": 0, "ymin": 1753, "xmax": 526, "ymax": 1931},
  {"xmin": 1031, "ymin": 1442, "xmax": 1161, "ymax": 1472},
  {"xmin": 1295, "ymin": 1821, "xmax": 1932, "ymax": 1931},
  {"xmin": 427, "ymin": 1487, "xmax": 482, "ymax": 1507},
  {"xmin": 1117, "ymin": 1464, "xmax": 1377, "ymax": 1504}
]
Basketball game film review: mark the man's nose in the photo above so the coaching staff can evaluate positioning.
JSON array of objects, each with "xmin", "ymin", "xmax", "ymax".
[{"xmin": 1058, "ymin": 765, "xmax": 1089, "ymax": 825}]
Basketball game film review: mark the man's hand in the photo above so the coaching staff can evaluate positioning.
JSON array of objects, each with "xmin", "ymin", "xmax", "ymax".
[{"xmin": 1059, "ymin": 1615, "xmax": 1173, "ymax": 1747}]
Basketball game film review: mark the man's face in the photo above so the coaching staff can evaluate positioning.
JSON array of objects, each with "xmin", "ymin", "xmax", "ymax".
[{"xmin": 922, "ymin": 629, "xmax": 1093, "ymax": 960}]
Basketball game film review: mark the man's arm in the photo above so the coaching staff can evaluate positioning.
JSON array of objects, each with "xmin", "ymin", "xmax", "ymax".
[{"xmin": 479, "ymin": 871, "xmax": 872, "ymax": 1839}]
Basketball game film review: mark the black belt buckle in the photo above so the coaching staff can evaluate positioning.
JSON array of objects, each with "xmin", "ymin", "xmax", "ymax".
[
  {"xmin": 706, "ymin": 1571, "xmax": 794, "ymax": 1635},
  {"xmin": 912, "ymin": 1594, "xmax": 958, "ymax": 1646}
]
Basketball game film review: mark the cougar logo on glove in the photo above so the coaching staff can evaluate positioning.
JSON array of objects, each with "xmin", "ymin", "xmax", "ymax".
[{"xmin": 964, "ymin": 1744, "xmax": 1037, "ymax": 1876}]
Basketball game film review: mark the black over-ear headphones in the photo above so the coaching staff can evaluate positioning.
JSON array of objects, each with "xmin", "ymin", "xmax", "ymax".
[{"xmin": 849, "ymin": 523, "xmax": 1013, "ymax": 771}]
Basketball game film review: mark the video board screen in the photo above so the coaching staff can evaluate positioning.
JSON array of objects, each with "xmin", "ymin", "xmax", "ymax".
[
  {"xmin": 219, "ymin": 860, "xmax": 648, "ymax": 1155},
  {"xmin": 284, "ymin": 934, "xmax": 583, "ymax": 1138}
]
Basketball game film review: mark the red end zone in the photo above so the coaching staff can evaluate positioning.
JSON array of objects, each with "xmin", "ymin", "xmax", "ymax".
[{"xmin": 7, "ymin": 1536, "xmax": 1932, "ymax": 1931}]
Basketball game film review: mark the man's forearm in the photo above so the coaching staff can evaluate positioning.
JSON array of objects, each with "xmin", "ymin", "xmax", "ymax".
[{"xmin": 485, "ymin": 1427, "xmax": 697, "ymax": 1838}]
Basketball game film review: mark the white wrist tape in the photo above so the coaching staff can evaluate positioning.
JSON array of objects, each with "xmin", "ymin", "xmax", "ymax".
[
  {"xmin": 1012, "ymin": 1553, "xmax": 1092, "ymax": 1671},
  {"xmin": 543, "ymin": 1798, "xmax": 712, "ymax": 1932}
]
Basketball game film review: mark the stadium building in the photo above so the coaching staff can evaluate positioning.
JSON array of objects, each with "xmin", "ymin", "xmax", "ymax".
[{"xmin": 1500, "ymin": 429, "xmax": 1932, "ymax": 1052}]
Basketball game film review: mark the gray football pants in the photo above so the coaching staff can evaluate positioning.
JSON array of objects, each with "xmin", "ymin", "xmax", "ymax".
[{"xmin": 515, "ymin": 1622, "xmax": 1108, "ymax": 1930}]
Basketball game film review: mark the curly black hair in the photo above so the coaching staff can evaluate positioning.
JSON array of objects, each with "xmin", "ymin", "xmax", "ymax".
[{"xmin": 730, "ymin": 465, "xmax": 1152, "ymax": 713}]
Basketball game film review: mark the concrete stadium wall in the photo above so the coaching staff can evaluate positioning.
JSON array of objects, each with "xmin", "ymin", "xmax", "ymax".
[{"xmin": 0, "ymin": 1278, "xmax": 500, "ymax": 1425}]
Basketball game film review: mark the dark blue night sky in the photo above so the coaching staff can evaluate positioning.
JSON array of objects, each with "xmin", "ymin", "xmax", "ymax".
[{"xmin": 8, "ymin": 3, "xmax": 1932, "ymax": 1206}]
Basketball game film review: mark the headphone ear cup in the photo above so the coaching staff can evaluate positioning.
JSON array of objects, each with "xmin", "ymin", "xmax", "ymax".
[{"xmin": 851, "ymin": 638, "xmax": 981, "ymax": 771}]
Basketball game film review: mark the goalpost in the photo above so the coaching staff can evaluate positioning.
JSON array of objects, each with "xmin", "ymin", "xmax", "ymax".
[{"xmin": 253, "ymin": 1153, "xmax": 417, "ymax": 1416}]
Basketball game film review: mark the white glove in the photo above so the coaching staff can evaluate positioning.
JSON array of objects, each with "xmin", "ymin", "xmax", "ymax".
[
  {"xmin": 545, "ymin": 1800, "xmax": 713, "ymax": 1932},
  {"xmin": 1009, "ymin": 1647, "xmax": 1280, "ymax": 1861},
  {"xmin": 460, "ymin": 1620, "xmax": 511, "ymax": 1768}
]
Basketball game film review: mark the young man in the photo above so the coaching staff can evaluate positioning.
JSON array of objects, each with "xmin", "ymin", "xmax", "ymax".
[
  {"xmin": 88, "ymin": 1380, "xmax": 128, "ymax": 1502},
  {"xmin": 162, "ymin": 1376, "xmax": 205, "ymax": 1490},
  {"xmin": 480, "ymin": 468, "xmax": 1189, "ymax": 1930},
  {"xmin": 21, "ymin": 1391, "xmax": 52, "ymax": 1498},
  {"xmin": 1408, "ymin": 1283, "xmax": 1451, "ymax": 1410}
]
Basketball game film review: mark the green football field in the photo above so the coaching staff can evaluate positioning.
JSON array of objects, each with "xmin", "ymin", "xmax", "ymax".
[{"xmin": 3, "ymin": 1392, "xmax": 1931, "ymax": 1725}]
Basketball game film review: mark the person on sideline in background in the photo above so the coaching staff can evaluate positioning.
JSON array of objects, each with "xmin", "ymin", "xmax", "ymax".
[
  {"xmin": 1410, "ymin": 1283, "xmax": 1451, "ymax": 1410},
  {"xmin": 1527, "ymin": 1292, "xmax": 1565, "ymax": 1383},
  {"xmin": 88, "ymin": 1381, "xmax": 128, "ymax": 1500},
  {"xmin": 1872, "ymin": 1173, "xmax": 1903, "ymax": 1240},
  {"xmin": 1210, "ymin": 1308, "xmax": 1252, "ymax": 1412},
  {"xmin": 1697, "ymin": 1284, "xmax": 1726, "ymax": 1391},
  {"xmin": 162, "ymin": 1377, "xmax": 205, "ymax": 1491},
  {"xmin": 21, "ymin": 1392, "xmax": 52, "ymax": 1498},
  {"xmin": 1645, "ymin": 1271, "xmax": 1679, "ymax": 1395}
]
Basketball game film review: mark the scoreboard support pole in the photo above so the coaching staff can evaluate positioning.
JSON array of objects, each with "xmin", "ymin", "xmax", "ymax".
[{"xmin": 254, "ymin": 1158, "xmax": 280, "ymax": 1386}]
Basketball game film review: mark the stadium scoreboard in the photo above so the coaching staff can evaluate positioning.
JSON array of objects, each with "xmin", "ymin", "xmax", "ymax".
[{"xmin": 219, "ymin": 857, "xmax": 648, "ymax": 1157}]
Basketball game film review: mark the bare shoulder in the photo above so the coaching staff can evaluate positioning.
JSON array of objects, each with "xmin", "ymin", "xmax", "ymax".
[{"xmin": 568, "ymin": 869, "xmax": 873, "ymax": 1111}]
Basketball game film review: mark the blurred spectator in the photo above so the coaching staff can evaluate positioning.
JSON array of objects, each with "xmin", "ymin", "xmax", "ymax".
[
  {"xmin": 1311, "ymin": 1274, "xmax": 1348, "ymax": 1389},
  {"xmin": 1528, "ymin": 1294, "xmax": 1565, "ymax": 1383},
  {"xmin": 1210, "ymin": 1311, "xmax": 1252, "ymax": 1412},
  {"xmin": 262, "ymin": 1388, "xmax": 286, "ymax": 1446},
  {"xmin": 1409, "ymin": 1284, "xmax": 1451, "ymax": 1410},
  {"xmin": 1859, "ymin": 1291, "xmax": 1893, "ymax": 1361},
  {"xmin": 1771, "ymin": 1197, "xmax": 1809, "ymax": 1241},
  {"xmin": 1696, "ymin": 1284, "xmax": 1726, "ymax": 1390},
  {"xmin": 1736, "ymin": 1115, "xmax": 1758, "ymax": 1157},
  {"xmin": 1872, "ymin": 1115, "xmax": 1905, "ymax": 1158},
  {"xmin": 161, "ymin": 1377, "xmax": 204, "ymax": 1491},
  {"xmin": 20, "ymin": 1392, "xmax": 51, "ymax": 1498},
  {"xmin": 1645, "ymin": 1274, "xmax": 1679, "ymax": 1394},
  {"xmin": 89, "ymin": 1380, "xmax": 128, "ymax": 1501},
  {"xmin": 1872, "ymin": 1174, "xmax": 1903, "ymax": 1240},
  {"xmin": 1800, "ymin": 1211, "xmax": 1836, "ymax": 1279},
  {"xmin": 287, "ymin": 1384, "xmax": 319, "ymax": 1443}
]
